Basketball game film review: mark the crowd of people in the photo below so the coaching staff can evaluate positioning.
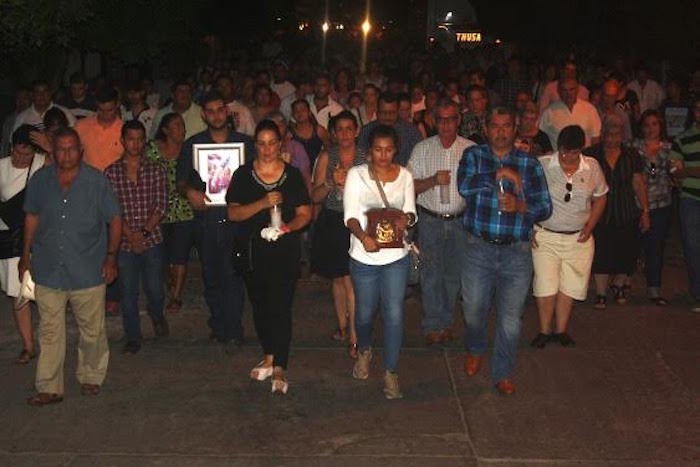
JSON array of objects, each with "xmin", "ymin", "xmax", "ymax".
[{"xmin": 1, "ymin": 47, "xmax": 698, "ymax": 405}]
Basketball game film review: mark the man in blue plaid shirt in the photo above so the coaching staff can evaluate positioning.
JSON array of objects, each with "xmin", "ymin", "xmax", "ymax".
[{"xmin": 457, "ymin": 107, "xmax": 552, "ymax": 395}]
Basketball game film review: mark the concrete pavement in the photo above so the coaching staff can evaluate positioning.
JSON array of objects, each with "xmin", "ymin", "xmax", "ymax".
[{"xmin": 0, "ymin": 244, "xmax": 698, "ymax": 466}]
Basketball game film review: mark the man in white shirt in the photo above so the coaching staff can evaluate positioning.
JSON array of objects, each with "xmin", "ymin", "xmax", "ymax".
[
  {"xmin": 150, "ymin": 81, "xmax": 207, "ymax": 140},
  {"xmin": 13, "ymin": 80, "xmax": 76, "ymax": 132},
  {"xmin": 122, "ymin": 82, "xmax": 158, "ymax": 136},
  {"xmin": 537, "ymin": 61, "xmax": 590, "ymax": 112},
  {"xmin": 539, "ymin": 78, "xmax": 601, "ymax": 148},
  {"xmin": 408, "ymin": 99, "xmax": 475, "ymax": 346},
  {"xmin": 280, "ymin": 77, "xmax": 313, "ymax": 121},
  {"xmin": 627, "ymin": 63, "xmax": 666, "ymax": 114},
  {"xmin": 307, "ymin": 74, "xmax": 344, "ymax": 130},
  {"xmin": 215, "ymin": 75, "xmax": 255, "ymax": 137},
  {"xmin": 270, "ymin": 60, "xmax": 296, "ymax": 103}
]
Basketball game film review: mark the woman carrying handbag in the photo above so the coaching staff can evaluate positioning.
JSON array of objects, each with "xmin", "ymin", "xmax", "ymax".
[{"xmin": 0, "ymin": 125, "xmax": 46, "ymax": 364}]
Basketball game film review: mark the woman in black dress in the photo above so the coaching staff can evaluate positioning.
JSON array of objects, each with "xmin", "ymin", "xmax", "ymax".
[
  {"xmin": 585, "ymin": 115, "xmax": 650, "ymax": 309},
  {"xmin": 226, "ymin": 120, "xmax": 312, "ymax": 395},
  {"xmin": 310, "ymin": 111, "xmax": 365, "ymax": 357}
]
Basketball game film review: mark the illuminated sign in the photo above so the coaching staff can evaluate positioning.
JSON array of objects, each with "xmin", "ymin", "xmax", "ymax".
[{"xmin": 456, "ymin": 32, "xmax": 481, "ymax": 43}]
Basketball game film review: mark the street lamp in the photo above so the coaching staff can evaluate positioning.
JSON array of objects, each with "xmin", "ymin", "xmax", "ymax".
[{"xmin": 360, "ymin": 0, "xmax": 371, "ymax": 75}]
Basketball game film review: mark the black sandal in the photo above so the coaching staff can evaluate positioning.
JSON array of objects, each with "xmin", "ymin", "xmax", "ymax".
[
  {"xmin": 554, "ymin": 332, "xmax": 576, "ymax": 347},
  {"xmin": 610, "ymin": 285, "xmax": 626, "ymax": 305},
  {"xmin": 530, "ymin": 333, "xmax": 552, "ymax": 349},
  {"xmin": 594, "ymin": 295, "xmax": 607, "ymax": 309}
]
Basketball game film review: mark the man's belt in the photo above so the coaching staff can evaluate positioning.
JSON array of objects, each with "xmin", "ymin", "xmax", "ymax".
[
  {"xmin": 535, "ymin": 224, "xmax": 580, "ymax": 235},
  {"xmin": 475, "ymin": 231, "xmax": 517, "ymax": 245},
  {"xmin": 418, "ymin": 206, "xmax": 464, "ymax": 221}
]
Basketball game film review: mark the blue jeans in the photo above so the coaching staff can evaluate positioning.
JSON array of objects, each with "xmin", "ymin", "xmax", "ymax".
[
  {"xmin": 640, "ymin": 205, "xmax": 672, "ymax": 289},
  {"xmin": 418, "ymin": 215, "xmax": 467, "ymax": 333},
  {"xmin": 350, "ymin": 255, "xmax": 409, "ymax": 371},
  {"xmin": 118, "ymin": 244, "xmax": 166, "ymax": 342},
  {"xmin": 461, "ymin": 233, "xmax": 533, "ymax": 383},
  {"xmin": 679, "ymin": 197, "xmax": 700, "ymax": 300},
  {"xmin": 196, "ymin": 214, "xmax": 245, "ymax": 341}
]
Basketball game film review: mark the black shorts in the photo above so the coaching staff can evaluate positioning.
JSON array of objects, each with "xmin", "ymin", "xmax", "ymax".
[{"xmin": 162, "ymin": 220, "xmax": 197, "ymax": 265}]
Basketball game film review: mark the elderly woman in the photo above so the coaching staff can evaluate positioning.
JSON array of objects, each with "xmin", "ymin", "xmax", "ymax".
[
  {"xmin": 0, "ymin": 125, "xmax": 46, "ymax": 363},
  {"xmin": 585, "ymin": 115, "xmax": 650, "ymax": 308},
  {"xmin": 515, "ymin": 102, "xmax": 553, "ymax": 156},
  {"xmin": 226, "ymin": 120, "xmax": 312, "ymax": 395},
  {"xmin": 531, "ymin": 126, "xmax": 608, "ymax": 348},
  {"xmin": 343, "ymin": 124, "xmax": 416, "ymax": 400},
  {"xmin": 632, "ymin": 110, "xmax": 674, "ymax": 305},
  {"xmin": 311, "ymin": 111, "xmax": 365, "ymax": 357}
]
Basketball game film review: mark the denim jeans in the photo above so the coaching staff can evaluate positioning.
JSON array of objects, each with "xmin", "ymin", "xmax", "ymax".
[
  {"xmin": 350, "ymin": 255, "xmax": 410, "ymax": 372},
  {"xmin": 196, "ymin": 213, "xmax": 245, "ymax": 341},
  {"xmin": 679, "ymin": 197, "xmax": 700, "ymax": 300},
  {"xmin": 640, "ymin": 205, "xmax": 672, "ymax": 289},
  {"xmin": 118, "ymin": 244, "xmax": 165, "ymax": 342},
  {"xmin": 461, "ymin": 233, "xmax": 533, "ymax": 383},
  {"xmin": 418, "ymin": 215, "xmax": 467, "ymax": 333}
]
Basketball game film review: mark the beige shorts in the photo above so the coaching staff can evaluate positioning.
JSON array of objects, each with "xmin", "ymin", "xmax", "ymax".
[{"xmin": 532, "ymin": 228, "xmax": 594, "ymax": 300}]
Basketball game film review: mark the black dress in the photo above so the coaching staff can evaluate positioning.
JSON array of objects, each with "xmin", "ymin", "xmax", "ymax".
[
  {"xmin": 585, "ymin": 144, "xmax": 644, "ymax": 274},
  {"xmin": 225, "ymin": 162, "xmax": 310, "ymax": 369}
]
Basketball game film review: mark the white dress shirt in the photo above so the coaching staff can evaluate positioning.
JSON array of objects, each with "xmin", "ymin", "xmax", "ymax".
[
  {"xmin": 539, "ymin": 99, "xmax": 601, "ymax": 149},
  {"xmin": 407, "ymin": 135, "xmax": 475, "ymax": 214}
]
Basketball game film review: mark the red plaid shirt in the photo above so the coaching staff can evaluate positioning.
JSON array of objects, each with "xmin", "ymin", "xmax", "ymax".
[{"xmin": 104, "ymin": 157, "xmax": 168, "ymax": 251}]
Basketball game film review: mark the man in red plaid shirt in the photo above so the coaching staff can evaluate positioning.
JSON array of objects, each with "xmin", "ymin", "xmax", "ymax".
[{"xmin": 105, "ymin": 120, "xmax": 169, "ymax": 354}]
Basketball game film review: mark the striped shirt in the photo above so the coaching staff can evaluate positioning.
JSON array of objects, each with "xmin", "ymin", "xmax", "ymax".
[
  {"xmin": 457, "ymin": 144, "xmax": 552, "ymax": 242},
  {"xmin": 408, "ymin": 135, "xmax": 475, "ymax": 214},
  {"xmin": 584, "ymin": 144, "xmax": 644, "ymax": 227},
  {"xmin": 669, "ymin": 125, "xmax": 700, "ymax": 201}
]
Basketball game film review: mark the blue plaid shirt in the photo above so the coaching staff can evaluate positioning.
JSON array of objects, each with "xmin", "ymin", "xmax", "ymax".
[{"xmin": 457, "ymin": 144, "xmax": 552, "ymax": 242}]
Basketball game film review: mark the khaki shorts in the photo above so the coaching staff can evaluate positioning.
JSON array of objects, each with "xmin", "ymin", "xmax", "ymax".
[{"xmin": 532, "ymin": 228, "xmax": 594, "ymax": 300}]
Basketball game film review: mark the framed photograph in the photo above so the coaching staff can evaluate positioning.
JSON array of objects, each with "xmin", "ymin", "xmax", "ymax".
[{"xmin": 193, "ymin": 143, "xmax": 245, "ymax": 206}]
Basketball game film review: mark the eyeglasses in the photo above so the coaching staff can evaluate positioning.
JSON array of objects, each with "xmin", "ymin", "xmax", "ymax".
[
  {"xmin": 647, "ymin": 162, "xmax": 657, "ymax": 180},
  {"xmin": 564, "ymin": 182, "xmax": 572, "ymax": 202}
]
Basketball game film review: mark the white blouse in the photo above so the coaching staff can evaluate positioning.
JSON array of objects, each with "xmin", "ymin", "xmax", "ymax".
[
  {"xmin": 343, "ymin": 164, "xmax": 416, "ymax": 266},
  {"xmin": 0, "ymin": 154, "xmax": 45, "ymax": 230}
]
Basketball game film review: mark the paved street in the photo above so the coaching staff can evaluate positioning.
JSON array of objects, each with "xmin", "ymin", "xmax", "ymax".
[{"xmin": 0, "ymin": 237, "xmax": 698, "ymax": 467}]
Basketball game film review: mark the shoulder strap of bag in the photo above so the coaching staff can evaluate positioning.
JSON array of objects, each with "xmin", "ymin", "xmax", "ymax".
[
  {"xmin": 24, "ymin": 156, "xmax": 35, "ymax": 187},
  {"xmin": 368, "ymin": 164, "xmax": 391, "ymax": 209}
]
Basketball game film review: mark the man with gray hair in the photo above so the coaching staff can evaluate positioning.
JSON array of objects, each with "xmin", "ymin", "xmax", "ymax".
[
  {"xmin": 408, "ymin": 98, "xmax": 475, "ymax": 346},
  {"xmin": 539, "ymin": 77, "xmax": 601, "ymax": 149}
]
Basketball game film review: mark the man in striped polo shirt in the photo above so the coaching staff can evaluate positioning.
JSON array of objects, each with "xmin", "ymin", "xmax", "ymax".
[
  {"xmin": 408, "ymin": 98, "xmax": 475, "ymax": 346},
  {"xmin": 670, "ymin": 97, "xmax": 700, "ymax": 313}
]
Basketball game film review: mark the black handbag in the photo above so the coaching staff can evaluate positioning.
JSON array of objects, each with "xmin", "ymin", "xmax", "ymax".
[{"xmin": 0, "ymin": 158, "xmax": 34, "ymax": 259}]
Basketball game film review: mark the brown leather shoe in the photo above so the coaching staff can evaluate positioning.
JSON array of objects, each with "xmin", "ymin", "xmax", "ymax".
[
  {"xmin": 439, "ymin": 328, "xmax": 454, "ymax": 343},
  {"xmin": 425, "ymin": 331, "xmax": 442, "ymax": 347},
  {"xmin": 464, "ymin": 354, "xmax": 483, "ymax": 377},
  {"xmin": 495, "ymin": 379, "xmax": 516, "ymax": 395}
]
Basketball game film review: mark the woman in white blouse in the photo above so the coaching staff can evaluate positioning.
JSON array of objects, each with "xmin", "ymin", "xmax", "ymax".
[
  {"xmin": 0, "ymin": 125, "xmax": 46, "ymax": 364},
  {"xmin": 343, "ymin": 125, "xmax": 417, "ymax": 400}
]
